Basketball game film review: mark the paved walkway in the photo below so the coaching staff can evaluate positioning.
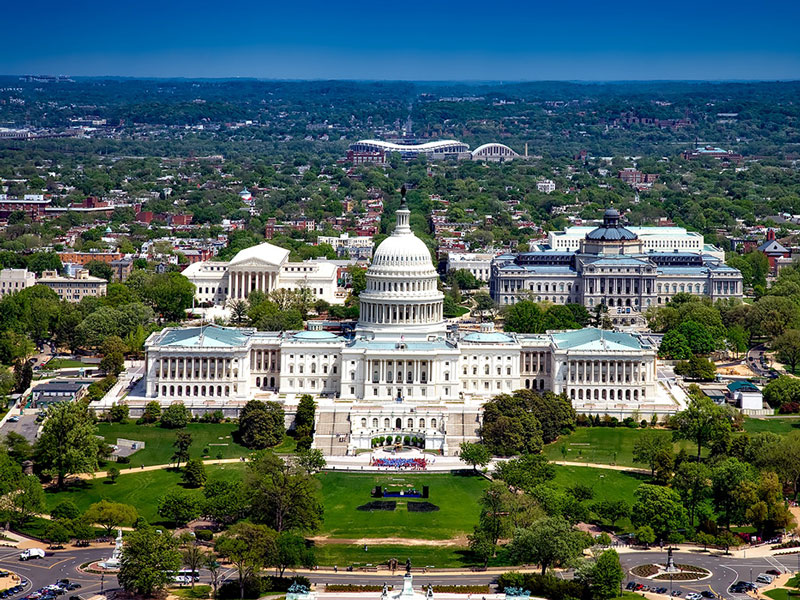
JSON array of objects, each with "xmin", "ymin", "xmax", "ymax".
[{"xmin": 76, "ymin": 453, "xmax": 650, "ymax": 480}]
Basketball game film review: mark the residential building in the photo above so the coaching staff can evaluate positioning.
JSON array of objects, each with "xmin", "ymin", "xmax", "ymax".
[
  {"xmin": 316, "ymin": 233, "xmax": 374, "ymax": 259},
  {"xmin": 37, "ymin": 269, "xmax": 108, "ymax": 302},
  {"xmin": 757, "ymin": 229, "xmax": 791, "ymax": 275},
  {"xmin": 57, "ymin": 251, "xmax": 124, "ymax": 266},
  {"xmin": 537, "ymin": 179, "xmax": 556, "ymax": 194},
  {"xmin": 110, "ymin": 258, "xmax": 134, "ymax": 282}
]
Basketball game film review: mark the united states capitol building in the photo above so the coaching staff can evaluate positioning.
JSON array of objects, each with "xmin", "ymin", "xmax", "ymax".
[
  {"xmin": 132, "ymin": 199, "xmax": 683, "ymax": 456},
  {"xmin": 490, "ymin": 208, "xmax": 743, "ymax": 327}
]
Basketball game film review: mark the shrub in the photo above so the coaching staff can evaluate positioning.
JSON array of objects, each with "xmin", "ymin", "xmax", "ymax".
[
  {"xmin": 433, "ymin": 586, "xmax": 491, "ymax": 594},
  {"xmin": 496, "ymin": 573, "xmax": 588, "ymax": 600},
  {"xmin": 407, "ymin": 502, "xmax": 439, "ymax": 512},
  {"xmin": 779, "ymin": 402, "xmax": 800, "ymax": 414},
  {"xmin": 160, "ymin": 402, "xmax": 190, "ymax": 429},
  {"xmin": 200, "ymin": 410, "xmax": 224, "ymax": 423},
  {"xmin": 195, "ymin": 529, "xmax": 213, "ymax": 542},
  {"xmin": 356, "ymin": 501, "xmax": 396, "ymax": 511},
  {"xmin": 326, "ymin": 585, "xmax": 391, "ymax": 593}
]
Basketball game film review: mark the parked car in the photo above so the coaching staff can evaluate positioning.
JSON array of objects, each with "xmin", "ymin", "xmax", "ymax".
[
  {"xmin": 7, "ymin": 416, "xmax": 19, "ymax": 423},
  {"xmin": 756, "ymin": 575, "xmax": 773, "ymax": 584},
  {"xmin": 685, "ymin": 593, "xmax": 703, "ymax": 600},
  {"xmin": 766, "ymin": 569, "xmax": 781, "ymax": 576},
  {"xmin": 700, "ymin": 592, "xmax": 716, "ymax": 598}
]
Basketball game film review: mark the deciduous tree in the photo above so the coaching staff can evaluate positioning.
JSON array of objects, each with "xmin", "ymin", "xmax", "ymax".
[
  {"xmin": 34, "ymin": 401, "xmax": 99, "ymax": 488},
  {"xmin": 119, "ymin": 526, "xmax": 182, "ymax": 596}
]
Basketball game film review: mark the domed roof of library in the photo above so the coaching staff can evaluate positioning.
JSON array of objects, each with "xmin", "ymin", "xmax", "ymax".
[{"xmin": 585, "ymin": 207, "xmax": 638, "ymax": 241}]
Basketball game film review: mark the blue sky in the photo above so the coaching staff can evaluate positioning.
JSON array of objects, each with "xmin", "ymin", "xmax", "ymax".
[{"xmin": 3, "ymin": 0, "xmax": 799, "ymax": 80}]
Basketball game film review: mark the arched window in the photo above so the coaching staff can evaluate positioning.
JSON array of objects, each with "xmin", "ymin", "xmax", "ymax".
[
  {"xmin": 373, "ymin": 418, "xmax": 378, "ymax": 428},
  {"xmin": 384, "ymin": 418, "xmax": 390, "ymax": 428},
  {"xmin": 361, "ymin": 418, "xmax": 367, "ymax": 427},
  {"xmin": 419, "ymin": 419, "xmax": 425, "ymax": 428},
  {"xmin": 407, "ymin": 418, "xmax": 413, "ymax": 428},
  {"xmin": 431, "ymin": 419, "xmax": 437, "ymax": 428}
]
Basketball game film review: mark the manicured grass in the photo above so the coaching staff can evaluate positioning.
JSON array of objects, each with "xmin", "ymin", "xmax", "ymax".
[
  {"xmin": 15, "ymin": 516, "xmax": 105, "ymax": 541},
  {"xmin": 171, "ymin": 586, "xmax": 212, "ymax": 599},
  {"xmin": 313, "ymin": 543, "xmax": 514, "ymax": 569},
  {"xmin": 317, "ymin": 471, "xmax": 489, "ymax": 540},
  {"xmin": 764, "ymin": 580, "xmax": 800, "ymax": 600},
  {"xmin": 96, "ymin": 422, "xmax": 295, "ymax": 468},
  {"xmin": 550, "ymin": 464, "xmax": 649, "ymax": 504},
  {"xmin": 743, "ymin": 418, "xmax": 800, "ymax": 435},
  {"xmin": 44, "ymin": 464, "xmax": 246, "ymax": 525},
  {"xmin": 45, "ymin": 358, "xmax": 86, "ymax": 369},
  {"xmin": 543, "ymin": 427, "xmax": 694, "ymax": 468}
]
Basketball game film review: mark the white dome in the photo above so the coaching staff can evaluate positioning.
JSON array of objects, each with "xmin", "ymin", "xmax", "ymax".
[
  {"xmin": 357, "ymin": 199, "xmax": 445, "ymax": 341},
  {"xmin": 372, "ymin": 234, "xmax": 434, "ymax": 269}
]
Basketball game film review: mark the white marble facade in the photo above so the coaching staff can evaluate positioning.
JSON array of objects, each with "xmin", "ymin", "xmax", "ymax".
[{"xmin": 141, "ymin": 201, "xmax": 663, "ymax": 456}]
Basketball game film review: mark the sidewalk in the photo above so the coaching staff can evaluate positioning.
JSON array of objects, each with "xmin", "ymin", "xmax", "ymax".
[{"xmin": 75, "ymin": 452, "xmax": 652, "ymax": 480}]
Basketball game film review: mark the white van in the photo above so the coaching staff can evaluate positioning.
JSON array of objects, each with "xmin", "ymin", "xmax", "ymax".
[{"xmin": 19, "ymin": 548, "xmax": 45, "ymax": 561}]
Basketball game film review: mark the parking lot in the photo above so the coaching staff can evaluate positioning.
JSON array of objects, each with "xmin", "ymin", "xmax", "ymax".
[{"xmin": 0, "ymin": 414, "xmax": 40, "ymax": 444}]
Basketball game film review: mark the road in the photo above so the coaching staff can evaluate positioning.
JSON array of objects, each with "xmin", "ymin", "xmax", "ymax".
[
  {"xmin": 746, "ymin": 344, "xmax": 773, "ymax": 378},
  {"xmin": 0, "ymin": 546, "xmax": 797, "ymax": 600},
  {"xmin": 618, "ymin": 550, "xmax": 799, "ymax": 599}
]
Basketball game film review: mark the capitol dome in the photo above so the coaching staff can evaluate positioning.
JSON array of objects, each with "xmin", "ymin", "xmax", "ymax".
[{"xmin": 357, "ymin": 190, "xmax": 445, "ymax": 341}]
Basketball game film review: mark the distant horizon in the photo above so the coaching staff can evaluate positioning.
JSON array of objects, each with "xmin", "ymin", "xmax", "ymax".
[{"xmin": 5, "ymin": 76, "xmax": 800, "ymax": 84}]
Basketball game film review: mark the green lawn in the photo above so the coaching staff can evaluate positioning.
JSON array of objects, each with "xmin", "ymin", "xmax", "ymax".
[
  {"xmin": 551, "ymin": 464, "xmax": 649, "ymax": 504},
  {"xmin": 743, "ymin": 418, "xmax": 800, "ymax": 435},
  {"xmin": 42, "ymin": 459, "xmax": 646, "ymax": 542},
  {"xmin": 96, "ymin": 422, "xmax": 295, "ymax": 468},
  {"xmin": 764, "ymin": 577, "xmax": 800, "ymax": 600},
  {"xmin": 44, "ymin": 464, "xmax": 246, "ymax": 525},
  {"xmin": 44, "ymin": 468, "xmax": 490, "ymax": 538},
  {"xmin": 317, "ymin": 471, "xmax": 489, "ymax": 540},
  {"xmin": 313, "ymin": 543, "xmax": 514, "ymax": 569},
  {"xmin": 45, "ymin": 358, "xmax": 87, "ymax": 369},
  {"xmin": 543, "ymin": 427, "xmax": 694, "ymax": 468}
]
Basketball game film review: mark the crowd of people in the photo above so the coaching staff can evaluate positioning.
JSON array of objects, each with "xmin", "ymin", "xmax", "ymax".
[{"xmin": 371, "ymin": 457, "xmax": 427, "ymax": 470}]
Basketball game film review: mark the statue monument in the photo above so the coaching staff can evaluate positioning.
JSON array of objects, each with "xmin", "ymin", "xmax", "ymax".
[
  {"xmin": 400, "ymin": 558, "xmax": 415, "ymax": 598},
  {"xmin": 99, "ymin": 529, "xmax": 124, "ymax": 570},
  {"xmin": 665, "ymin": 547, "xmax": 678, "ymax": 573}
]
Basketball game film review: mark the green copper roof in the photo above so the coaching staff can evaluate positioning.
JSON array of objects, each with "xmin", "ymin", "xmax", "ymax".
[
  {"xmin": 551, "ymin": 328, "xmax": 642, "ymax": 351},
  {"xmin": 159, "ymin": 325, "xmax": 250, "ymax": 348}
]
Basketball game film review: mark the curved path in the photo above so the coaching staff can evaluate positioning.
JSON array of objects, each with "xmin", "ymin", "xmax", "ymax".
[
  {"xmin": 0, "ymin": 546, "xmax": 795, "ymax": 599},
  {"xmin": 77, "ymin": 456, "xmax": 648, "ymax": 481}
]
